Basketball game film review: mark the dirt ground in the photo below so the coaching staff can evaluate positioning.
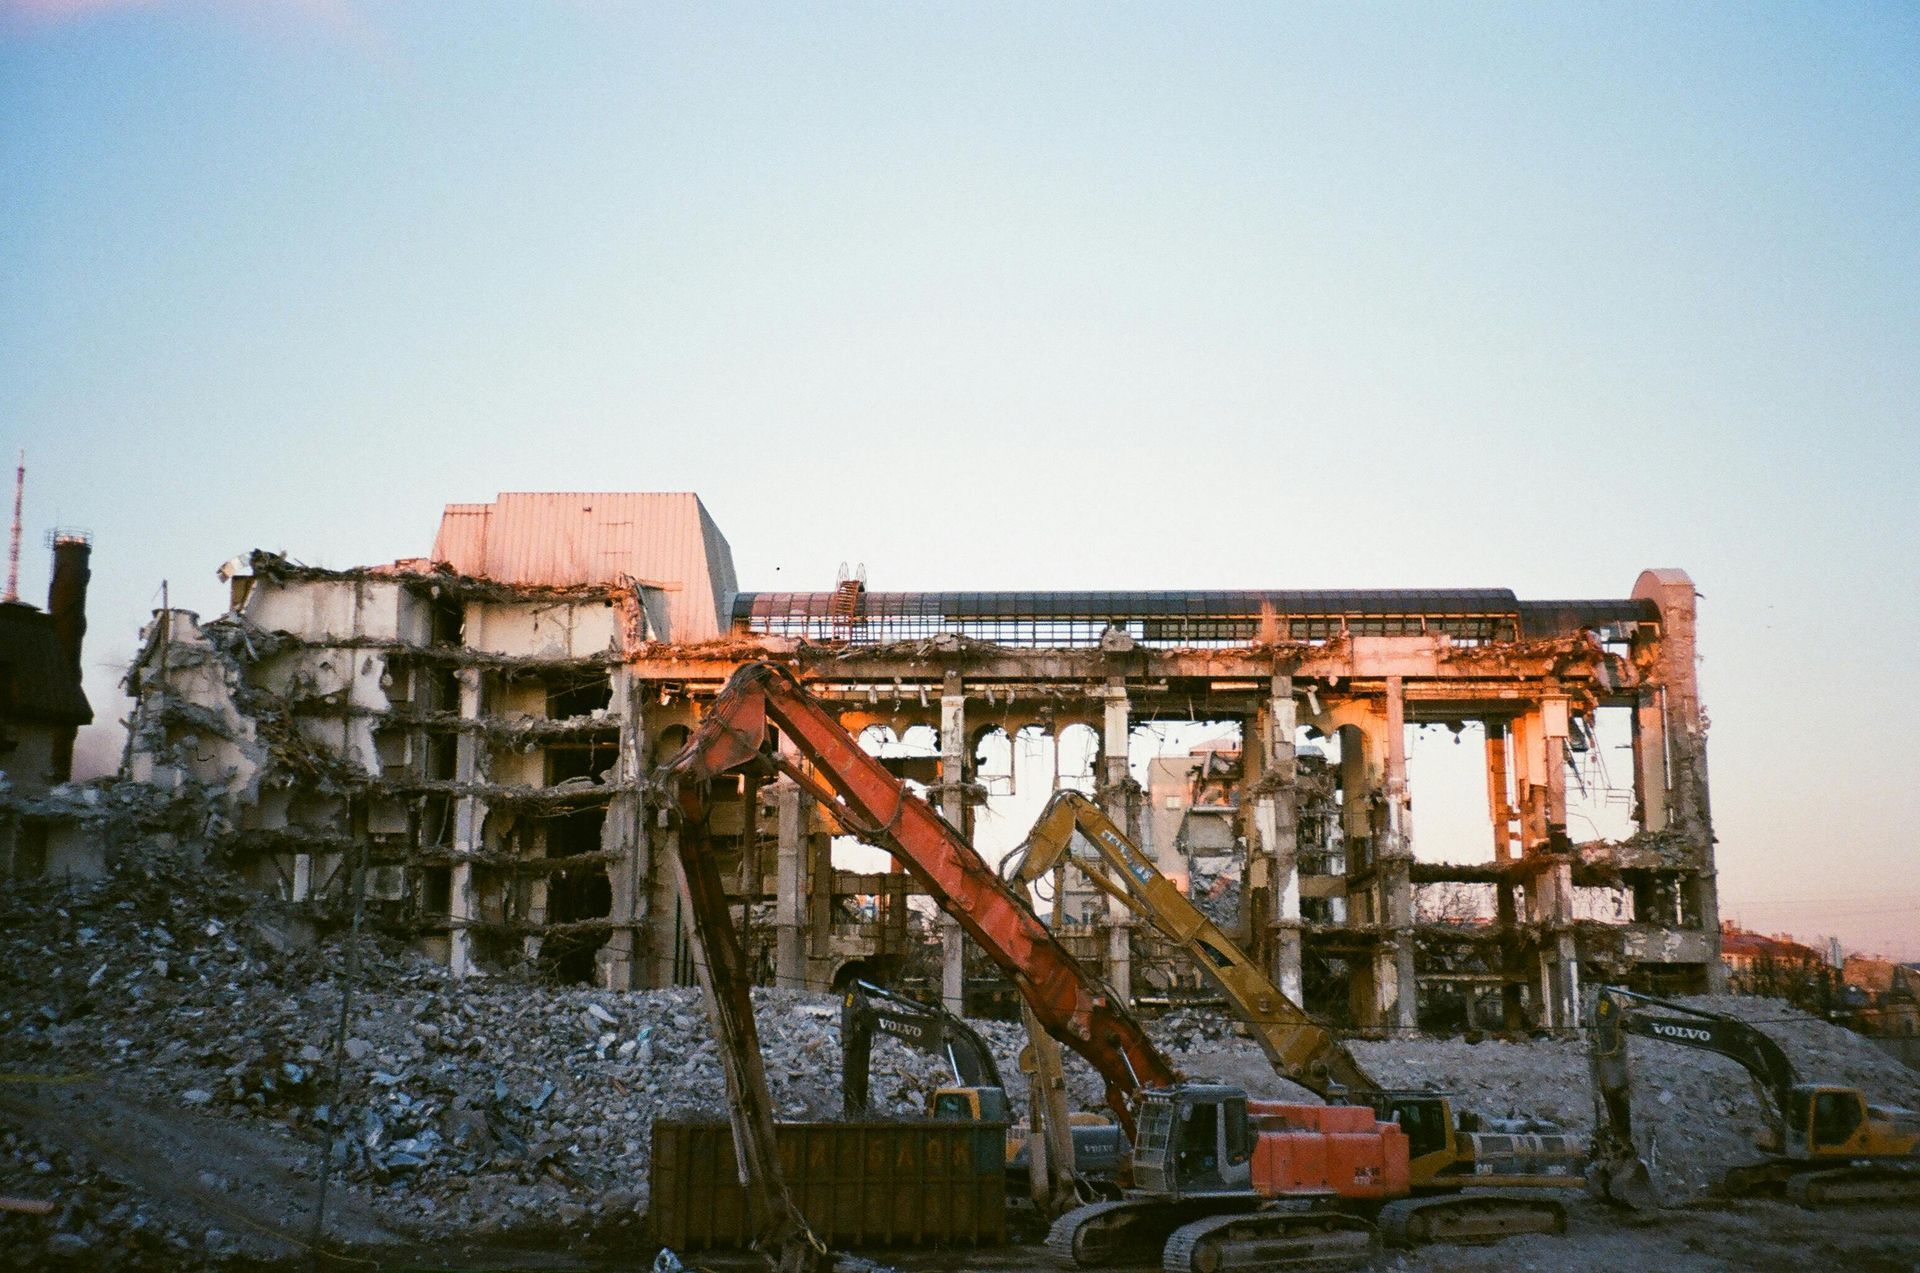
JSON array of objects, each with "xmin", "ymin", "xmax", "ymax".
[
  {"xmin": 6, "ymin": 1074, "xmax": 1918, "ymax": 1273},
  {"xmin": 674, "ymin": 1196, "xmax": 1920, "ymax": 1273},
  {"xmin": 4, "ymin": 1070, "xmax": 1915, "ymax": 1273}
]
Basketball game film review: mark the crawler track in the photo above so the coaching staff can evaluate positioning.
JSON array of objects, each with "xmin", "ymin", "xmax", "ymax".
[
  {"xmin": 1161, "ymin": 1211, "xmax": 1377, "ymax": 1273},
  {"xmin": 1375, "ymin": 1191, "xmax": 1567, "ymax": 1246}
]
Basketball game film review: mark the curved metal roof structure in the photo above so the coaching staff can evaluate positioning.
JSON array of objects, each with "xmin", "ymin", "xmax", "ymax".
[{"xmin": 731, "ymin": 588, "xmax": 1655, "ymax": 648}]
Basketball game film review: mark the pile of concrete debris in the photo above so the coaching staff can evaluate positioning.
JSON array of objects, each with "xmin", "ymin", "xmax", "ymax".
[
  {"xmin": 0, "ymin": 859, "xmax": 979, "ymax": 1265},
  {"xmin": 7, "ymin": 829, "xmax": 1919, "ymax": 1267}
]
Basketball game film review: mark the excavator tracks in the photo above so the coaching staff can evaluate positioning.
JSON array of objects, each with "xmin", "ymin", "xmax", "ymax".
[
  {"xmin": 1047, "ymin": 1199, "xmax": 1237, "ymax": 1269},
  {"xmin": 1784, "ymin": 1164, "xmax": 1920, "ymax": 1207},
  {"xmin": 1721, "ymin": 1160, "xmax": 1920, "ymax": 1206},
  {"xmin": 1161, "ymin": 1210, "xmax": 1378, "ymax": 1273},
  {"xmin": 1375, "ymin": 1191, "xmax": 1567, "ymax": 1246}
]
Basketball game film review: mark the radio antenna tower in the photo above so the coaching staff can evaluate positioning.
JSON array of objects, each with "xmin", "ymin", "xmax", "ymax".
[{"xmin": 3, "ymin": 450, "xmax": 21, "ymax": 604}]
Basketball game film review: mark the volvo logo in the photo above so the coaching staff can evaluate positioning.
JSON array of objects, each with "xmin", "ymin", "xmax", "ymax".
[{"xmin": 1649, "ymin": 1021, "xmax": 1713, "ymax": 1043}]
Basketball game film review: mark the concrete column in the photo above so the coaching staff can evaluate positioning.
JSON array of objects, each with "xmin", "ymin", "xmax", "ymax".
[
  {"xmin": 1253, "ymin": 673, "xmax": 1303, "ymax": 1004},
  {"xmin": 1634, "ymin": 569, "xmax": 1722, "ymax": 992},
  {"xmin": 773, "ymin": 781, "xmax": 808, "ymax": 990},
  {"xmin": 448, "ymin": 666, "xmax": 485, "ymax": 979},
  {"xmin": 1338, "ymin": 729, "xmax": 1373, "ymax": 851},
  {"xmin": 1510, "ymin": 709, "xmax": 1551, "ymax": 852},
  {"xmin": 1100, "ymin": 678, "xmax": 1134, "ymax": 1005},
  {"xmin": 596, "ymin": 666, "xmax": 645, "ymax": 990},
  {"xmin": 1542, "ymin": 696, "xmax": 1569, "ymax": 831},
  {"xmin": 1542, "ymin": 696, "xmax": 1579, "ymax": 1026},
  {"xmin": 939, "ymin": 674, "xmax": 968, "ymax": 1014},
  {"xmin": 1380, "ymin": 677, "xmax": 1417, "ymax": 1032},
  {"xmin": 809, "ymin": 818, "xmax": 835, "ymax": 962},
  {"xmin": 1633, "ymin": 572, "xmax": 1712, "ymax": 843},
  {"xmin": 1515, "ymin": 698, "xmax": 1582, "ymax": 1027},
  {"xmin": 1485, "ymin": 718, "xmax": 1525, "ymax": 1028},
  {"xmin": 1371, "ymin": 945, "xmax": 1402, "ymax": 1030},
  {"xmin": 1484, "ymin": 721, "xmax": 1514, "ymax": 862},
  {"xmin": 1632, "ymin": 687, "xmax": 1670, "ymax": 833}
]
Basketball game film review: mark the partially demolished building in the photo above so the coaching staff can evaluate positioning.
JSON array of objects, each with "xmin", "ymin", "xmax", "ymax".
[
  {"xmin": 122, "ymin": 491, "xmax": 1721, "ymax": 1031},
  {"xmin": 0, "ymin": 532, "xmax": 97, "ymax": 877}
]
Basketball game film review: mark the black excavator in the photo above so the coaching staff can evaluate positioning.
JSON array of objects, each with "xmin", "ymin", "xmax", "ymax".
[{"xmin": 839, "ymin": 980, "xmax": 1125, "ymax": 1192}]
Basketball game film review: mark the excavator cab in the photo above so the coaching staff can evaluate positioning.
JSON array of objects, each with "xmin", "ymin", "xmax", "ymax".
[
  {"xmin": 931, "ymin": 1086, "xmax": 1013, "ymax": 1123},
  {"xmin": 1359, "ymin": 1093, "xmax": 1456, "ymax": 1167},
  {"xmin": 1784, "ymin": 1084, "xmax": 1918, "ymax": 1158},
  {"xmin": 1130, "ymin": 1086, "xmax": 1253, "ymax": 1200}
]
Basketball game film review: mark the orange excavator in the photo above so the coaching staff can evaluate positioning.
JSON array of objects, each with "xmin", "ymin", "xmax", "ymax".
[{"xmin": 656, "ymin": 663, "xmax": 1547, "ymax": 1272}]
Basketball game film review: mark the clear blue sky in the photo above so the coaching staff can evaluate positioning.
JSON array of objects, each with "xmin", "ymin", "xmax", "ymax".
[{"xmin": 4, "ymin": 2, "xmax": 1915, "ymax": 955}]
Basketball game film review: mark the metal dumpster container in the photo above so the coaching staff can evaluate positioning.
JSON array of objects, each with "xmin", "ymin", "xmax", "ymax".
[{"xmin": 649, "ymin": 1119, "xmax": 1008, "ymax": 1250}]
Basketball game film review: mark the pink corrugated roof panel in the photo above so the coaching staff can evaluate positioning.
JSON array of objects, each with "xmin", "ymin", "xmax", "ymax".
[{"xmin": 430, "ymin": 492, "xmax": 736, "ymax": 640}]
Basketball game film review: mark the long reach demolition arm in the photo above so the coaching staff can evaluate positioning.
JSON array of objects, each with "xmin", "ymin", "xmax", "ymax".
[
  {"xmin": 1008, "ymin": 789, "xmax": 1375, "ymax": 1097},
  {"xmin": 655, "ymin": 664, "xmax": 1182, "ymax": 1267}
]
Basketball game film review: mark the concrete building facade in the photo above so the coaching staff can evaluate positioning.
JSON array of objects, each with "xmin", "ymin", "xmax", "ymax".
[{"xmin": 122, "ymin": 492, "xmax": 1722, "ymax": 1031}]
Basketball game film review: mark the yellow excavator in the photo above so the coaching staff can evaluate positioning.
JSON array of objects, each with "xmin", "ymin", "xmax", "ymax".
[
  {"xmin": 1588, "ymin": 986, "xmax": 1920, "ymax": 1207},
  {"xmin": 1005, "ymin": 789, "xmax": 1584, "ymax": 1242}
]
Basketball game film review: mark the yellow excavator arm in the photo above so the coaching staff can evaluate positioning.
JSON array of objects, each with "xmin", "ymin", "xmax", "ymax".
[{"xmin": 1007, "ymin": 790, "xmax": 1375, "ymax": 1098}]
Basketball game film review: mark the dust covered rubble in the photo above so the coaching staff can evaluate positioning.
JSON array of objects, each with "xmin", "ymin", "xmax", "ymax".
[
  {"xmin": 10, "ymin": 829, "xmax": 1920, "ymax": 1262},
  {"xmin": 0, "ymin": 1126, "xmax": 210, "ymax": 1268},
  {"xmin": 0, "ymin": 837, "xmax": 962, "ymax": 1263}
]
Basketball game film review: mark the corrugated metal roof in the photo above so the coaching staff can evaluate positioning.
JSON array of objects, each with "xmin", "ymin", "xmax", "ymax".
[{"xmin": 430, "ymin": 493, "xmax": 737, "ymax": 641}]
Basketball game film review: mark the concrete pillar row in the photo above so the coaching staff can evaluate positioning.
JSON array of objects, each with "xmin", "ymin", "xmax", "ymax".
[
  {"xmin": 595, "ymin": 663, "xmax": 646, "ymax": 991},
  {"xmin": 939, "ymin": 672, "xmax": 968, "ymax": 1014},
  {"xmin": 1380, "ymin": 677, "xmax": 1417, "ymax": 1032},
  {"xmin": 1254, "ymin": 673, "xmax": 1303, "ymax": 1005},
  {"xmin": 773, "ymin": 781, "xmax": 808, "ymax": 990},
  {"xmin": 447, "ymin": 665, "xmax": 485, "ymax": 979},
  {"xmin": 1099, "ymin": 678, "xmax": 1134, "ymax": 1005}
]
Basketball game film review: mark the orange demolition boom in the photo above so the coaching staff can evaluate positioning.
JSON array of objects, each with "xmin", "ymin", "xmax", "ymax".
[{"xmin": 658, "ymin": 664, "xmax": 1559, "ymax": 1273}]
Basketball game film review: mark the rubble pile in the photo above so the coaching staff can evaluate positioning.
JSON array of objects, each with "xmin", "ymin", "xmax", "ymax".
[
  {"xmin": 0, "ymin": 1128, "xmax": 207, "ymax": 1267},
  {"xmin": 0, "ymin": 835, "xmax": 961, "ymax": 1263},
  {"xmin": 7, "ymin": 828, "xmax": 1919, "ymax": 1265}
]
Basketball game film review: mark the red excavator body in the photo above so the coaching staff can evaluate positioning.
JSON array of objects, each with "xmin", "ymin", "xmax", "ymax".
[{"xmin": 1251, "ymin": 1102, "xmax": 1411, "ymax": 1200}]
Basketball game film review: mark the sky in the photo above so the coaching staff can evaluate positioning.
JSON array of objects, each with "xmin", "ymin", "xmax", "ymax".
[{"xmin": 3, "ymin": 1, "xmax": 1915, "ymax": 957}]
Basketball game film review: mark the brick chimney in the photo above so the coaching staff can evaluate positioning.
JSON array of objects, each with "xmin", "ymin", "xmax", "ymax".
[{"xmin": 47, "ymin": 532, "xmax": 90, "ymax": 679}]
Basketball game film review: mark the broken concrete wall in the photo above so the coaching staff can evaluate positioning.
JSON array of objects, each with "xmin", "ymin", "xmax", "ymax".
[
  {"xmin": 117, "ymin": 555, "xmax": 646, "ymax": 986},
  {"xmin": 0, "ymin": 728, "xmax": 63, "ymax": 797},
  {"xmin": 123, "ymin": 610, "xmax": 268, "ymax": 803}
]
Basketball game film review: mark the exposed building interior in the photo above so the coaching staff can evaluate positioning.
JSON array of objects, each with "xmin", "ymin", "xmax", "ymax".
[{"xmin": 110, "ymin": 491, "xmax": 1721, "ymax": 1032}]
